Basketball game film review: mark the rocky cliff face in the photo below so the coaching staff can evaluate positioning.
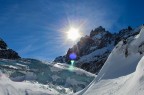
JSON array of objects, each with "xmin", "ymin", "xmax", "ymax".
[
  {"xmin": 0, "ymin": 38, "xmax": 20, "ymax": 59},
  {"xmin": 54, "ymin": 26, "xmax": 141, "ymax": 74}
]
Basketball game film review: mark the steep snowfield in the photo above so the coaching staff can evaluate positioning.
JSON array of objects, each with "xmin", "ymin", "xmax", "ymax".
[
  {"xmin": 79, "ymin": 56, "xmax": 144, "ymax": 95},
  {"xmin": 0, "ymin": 59, "xmax": 95, "ymax": 95},
  {"xmin": 76, "ymin": 25, "xmax": 144, "ymax": 95}
]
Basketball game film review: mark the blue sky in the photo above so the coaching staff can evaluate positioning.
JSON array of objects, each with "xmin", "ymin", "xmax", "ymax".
[{"xmin": 0, "ymin": 0, "xmax": 144, "ymax": 61}]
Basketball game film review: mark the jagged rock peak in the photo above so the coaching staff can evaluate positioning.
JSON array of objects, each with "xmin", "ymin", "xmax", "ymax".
[
  {"xmin": 0, "ymin": 37, "xmax": 21, "ymax": 59},
  {"xmin": 90, "ymin": 26, "xmax": 106, "ymax": 37}
]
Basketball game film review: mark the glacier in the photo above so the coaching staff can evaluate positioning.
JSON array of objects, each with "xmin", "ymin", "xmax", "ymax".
[{"xmin": 0, "ymin": 59, "xmax": 95, "ymax": 95}]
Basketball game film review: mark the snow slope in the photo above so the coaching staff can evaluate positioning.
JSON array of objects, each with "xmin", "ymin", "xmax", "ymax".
[
  {"xmin": 76, "ymin": 25, "xmax": 144, "ymax": 95},
  {"xmin": 0, "ymin": 73, "xmax": 59, "ymax": 95},
  {"xmin": 0, "ymin": 59, "xmax": 95, "ymax": 95}
]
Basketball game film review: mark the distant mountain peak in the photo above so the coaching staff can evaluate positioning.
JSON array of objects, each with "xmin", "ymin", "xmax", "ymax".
[
  {"xmin": 54, "ymin": 25, "xmax": 142, "ymax": 74},
  {"xmin": 0, "ymin": 38, "xmax": 21, "ymax": 59},
  {"xmin": 90, "ymin": 26, "xmax": 106, "ymax": 37}
]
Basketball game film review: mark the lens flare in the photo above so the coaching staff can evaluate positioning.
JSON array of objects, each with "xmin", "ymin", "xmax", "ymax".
[
  {"xmin": 69, "ymin": 53, "xmax": 77, "ymax": 60},
  {"xmin": 68, "ymin": 65, "xmax": 74, "ymax": 71},
  {"xmin": 68, "ymin": 60, "xmax": 75, "ymax": 71},
  {"xmin": 71, "ymin": 60, "xmax": 75, "ymax": 65}
]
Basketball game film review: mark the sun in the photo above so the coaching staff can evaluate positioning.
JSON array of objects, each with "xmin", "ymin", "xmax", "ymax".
[{"xmin": 67, "ymin": 27, "xmax": 80, "ymax": 41}]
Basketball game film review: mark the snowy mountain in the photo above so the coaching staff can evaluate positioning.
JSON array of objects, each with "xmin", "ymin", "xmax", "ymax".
[
  {"xmin": 75, "ymin": 25, "xmax": 144, "ymax": 95},
  {"xmin": 0, "ymin": 38, "xmax": 20, "ymax": 59},
  {"xmin": 1, "ymin": 25, "xmax": 144, "ymax": 95},
  {"xmin": 0, "ymin": 58, "xmax": 95, "ymax": 95},
  {"xmin": 54, "ymin": 26, "xmax": 140, "ymax": 74}
]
